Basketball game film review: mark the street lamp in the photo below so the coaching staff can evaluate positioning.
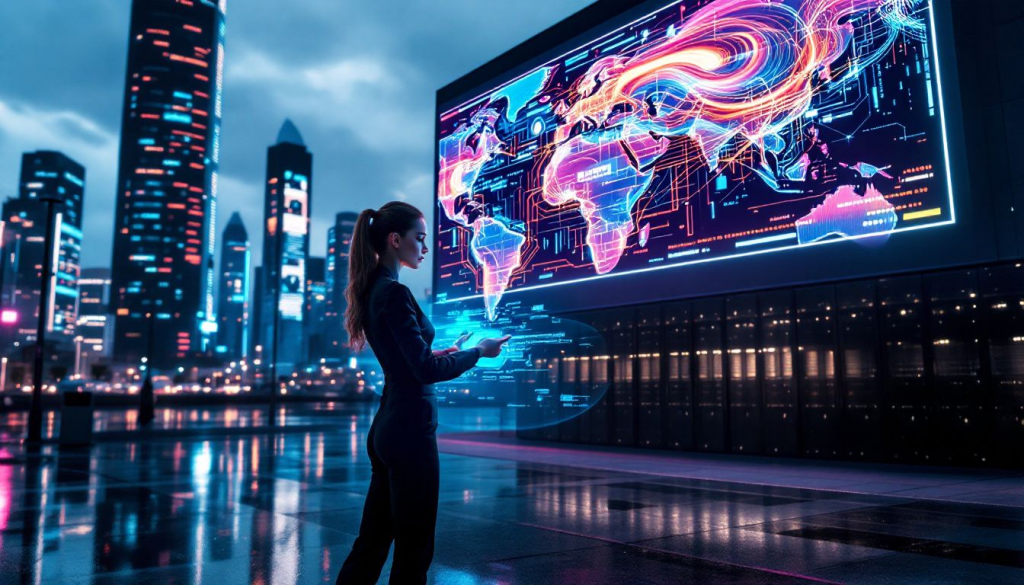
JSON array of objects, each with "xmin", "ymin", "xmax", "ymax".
[
  {"xmin": 138, "ymin": 312, "xmax": 155, "ymax": 426},
  {"xmin": 74, "ymin": 335, "xmax": 84, "ymax": 379}
]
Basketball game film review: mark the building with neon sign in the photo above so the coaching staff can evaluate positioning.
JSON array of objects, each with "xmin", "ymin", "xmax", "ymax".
[
  {"xmin": 256, "ymin": 120, "xmax": 312, "ymax": 373},
  {"xmin": 77, "ymin": 268, "xmax": 113, "ymax": 374},
  {"xmin": 0, "ymin": 151, "xmax": 85, "ymax": 358},
  {"xmin": 109, "ymin": 0, "xmax": 226, "ymax": 368}
]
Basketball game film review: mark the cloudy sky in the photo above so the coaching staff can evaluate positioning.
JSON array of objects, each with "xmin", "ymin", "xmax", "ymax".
[{"xmin": 0, "ymin": 0, "xmax": 592, "ymax": 297}]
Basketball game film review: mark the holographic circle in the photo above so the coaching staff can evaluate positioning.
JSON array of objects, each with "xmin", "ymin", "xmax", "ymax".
[{"xmin": 370, "ymin": 302, "xmax": 609, "ymax": 433}]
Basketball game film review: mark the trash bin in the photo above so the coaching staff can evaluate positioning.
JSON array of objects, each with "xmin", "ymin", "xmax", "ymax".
[{"xmin": 60, "ymin": 391, "xmax": 93, "ymax": 447}]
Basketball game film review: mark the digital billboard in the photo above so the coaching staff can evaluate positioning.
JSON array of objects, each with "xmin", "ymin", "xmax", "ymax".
[
  {"xmin": 279, "ymin": 179, "xmax": 308, "ymax": 321},
  {"xmin": 435, "ymin": 0, "xmax": 954, "ymax": 320}
]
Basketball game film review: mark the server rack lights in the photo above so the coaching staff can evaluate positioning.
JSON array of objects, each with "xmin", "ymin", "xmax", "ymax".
[{"xmin": 519, "ymin": 261, "xmax": 1024, "ymax": 467}]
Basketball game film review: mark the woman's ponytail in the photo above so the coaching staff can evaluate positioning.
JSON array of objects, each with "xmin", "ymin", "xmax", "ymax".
[
  {"xmin": 344, "ymin": 201, "xmax": 424, "ymax": 350},
  {"xmin": 345, "ymin": 209, "xmax": 378, "ymax": 351}
]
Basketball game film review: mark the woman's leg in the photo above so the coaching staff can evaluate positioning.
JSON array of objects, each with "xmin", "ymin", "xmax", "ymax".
[
  {"xmin": 337, "ymin": 426, "xmax": 394, "ymax": 584},
  {"xmin": 386, "ymin": 437, "xmax": 440, "ymax": 585}
]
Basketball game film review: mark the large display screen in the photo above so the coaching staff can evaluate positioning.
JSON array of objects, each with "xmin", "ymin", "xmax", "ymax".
[
  {"xmin": 278, "ymin": 178, "xmax": 308, "ymax": 321},
  {"xmin": 435, "ymin": 0, "xmax": 953, "ymax": 320}
]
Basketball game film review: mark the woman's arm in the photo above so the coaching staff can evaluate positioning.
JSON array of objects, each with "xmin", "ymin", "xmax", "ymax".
[
  {"xmin": 382, "ymin": 284, "xmax": 480, "ymax": 384},
  {"xmin": 432, "ymin": 331, "xmax": 471, "ymax": 357}
]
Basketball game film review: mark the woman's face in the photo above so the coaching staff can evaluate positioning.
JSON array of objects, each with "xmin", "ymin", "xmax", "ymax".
[{"xmin": 394, "ymin": 216, "xmax": 429, "ymax": 270}]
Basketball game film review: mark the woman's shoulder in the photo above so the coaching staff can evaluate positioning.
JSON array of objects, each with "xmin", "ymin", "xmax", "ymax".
[{"xmin": 370, "ymin": 276, "xmax": 411, "ymax": 302}]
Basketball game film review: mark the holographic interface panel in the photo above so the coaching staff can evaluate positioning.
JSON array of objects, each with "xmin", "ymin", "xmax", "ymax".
[{"xmin": 435, "ymin": 0, "xmax": 953, "ymax": 319}]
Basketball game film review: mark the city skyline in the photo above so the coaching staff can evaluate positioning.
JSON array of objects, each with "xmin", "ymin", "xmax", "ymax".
[{"xmin": 0, "ymin": 0, "xmax": 593, "ymax": 300}]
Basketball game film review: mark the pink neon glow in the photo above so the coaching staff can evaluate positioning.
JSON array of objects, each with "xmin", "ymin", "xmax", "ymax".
[
  {"xmin": 0, "ymin": 310, "xmax": 17, "ymax": 325},
  {"xmin": 437, "ymin": 109, "xmax": 502, "ymax": 225}
]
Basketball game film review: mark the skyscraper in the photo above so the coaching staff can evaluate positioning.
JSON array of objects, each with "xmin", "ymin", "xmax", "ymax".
[
  {"xmin": 325, "ymin": 211, "xmax": 357, "ymax": 358},
  {"xmin": 77, "ymin": 268, "xmax": 113, "ymax": 376},
  {"xmin": 257, "ymin": 120, "xmax": 312, "ymax": 373},
  {"xmin": 216, "ymin": 212, "xmax": 249, "ymax": 361},
  {"xmin": 109, "ymin": 0, "xmax": 226, "ymax": 368},
  {"xmin": 0, "ymin": 151, "xmax": 85, "ymax": 358},
  {"xmin": 304, "ymin": 256, "xmax": 326, "ymax": 362}
]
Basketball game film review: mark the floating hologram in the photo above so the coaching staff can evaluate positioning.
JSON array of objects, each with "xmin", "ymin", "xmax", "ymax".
[{"xmin": 425, "ymin": 300, "xmax": 610, "ymax": 433}]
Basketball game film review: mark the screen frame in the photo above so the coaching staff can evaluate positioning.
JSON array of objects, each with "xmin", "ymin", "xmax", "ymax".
[{"xmin": 432, "ymin": 0, "xmax": 985, "ymax": 315}]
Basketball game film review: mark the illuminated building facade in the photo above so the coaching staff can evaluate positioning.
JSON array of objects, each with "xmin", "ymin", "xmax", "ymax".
[
  {"xmin": 304, "ymin": 256, "xmax": 327, "ymax": 362},
  {"xmin": 256, "ymin": 120, "xmax": 312, "ymax": 373},
  {"xmin": 325, "ymin": 211, "xmax": 356, "ymax": 358},
  {"xmin": 110, "ymin": 0, "xmax": 226, "ymax": 368},
  {"xmin": 77, "ymin": 268, "xmax": 113, "ymax": 374},
  {"xmin": 216, "ymin": 212, "xmax": 249, "ymax": 360},
  {"xmin": 0, "ymin": 151, "xmax": 85, "ymax": 358}
]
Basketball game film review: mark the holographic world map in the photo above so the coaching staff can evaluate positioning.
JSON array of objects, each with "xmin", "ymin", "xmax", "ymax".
[{"xmin": 436, "ymin": 0, "xmax": 953, "ymax": 320}]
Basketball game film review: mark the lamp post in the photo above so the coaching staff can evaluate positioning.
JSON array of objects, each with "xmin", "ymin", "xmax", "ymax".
[
  {"xmin": 74, "ymin": 335, "xmax": 83, "ymax": 379},
  {"xmin": 138, "ymin": 312, "xmax": 155, "ymax": 426},
  {"xmin": 269, "ymin": 213, "xmax": 283, "ymax": 428},
  {"xmin": 28, "ymin": 196, "xmax": 61, "ymax": 443},
  {"xmin": 1, "ymin": 356, "xmax": 7, "ymax": 393}
]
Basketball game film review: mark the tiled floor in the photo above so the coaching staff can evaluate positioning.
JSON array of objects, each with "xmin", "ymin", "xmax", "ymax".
[{"xmin": 0, "ymin": 403, "xmax": 1021, "ymax": 584}]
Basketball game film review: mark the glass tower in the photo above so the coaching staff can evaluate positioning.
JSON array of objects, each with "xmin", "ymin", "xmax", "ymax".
[
  {"xmin": 325, "ymin": 211, "xmax": 357, "ymax": 359},
  {"xmin": 216, "ymin": 212, "xmax": 249, "ymax": 361},
  {"xmin": 257, "ymin": 120, "xmax": 312, "ymax": 374},
  {"xmin": 110, "ymin": 0, "xmax": 227, "ymax": 368}
]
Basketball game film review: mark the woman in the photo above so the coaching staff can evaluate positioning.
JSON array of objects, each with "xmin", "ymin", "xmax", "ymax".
[{"xmin": 336, "ymin": 202, "xmax": 510, "ymax": 584}]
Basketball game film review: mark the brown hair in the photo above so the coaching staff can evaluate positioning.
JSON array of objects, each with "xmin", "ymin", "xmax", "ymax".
[{"xmin": 344, "ymin": 201, "xmax": 424, "ymax": 350}]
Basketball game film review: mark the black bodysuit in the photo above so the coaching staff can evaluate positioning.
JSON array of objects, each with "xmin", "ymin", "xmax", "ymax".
[{"xmin": 337, "ymin": 265, "xmax": 480, "ymax": 585}]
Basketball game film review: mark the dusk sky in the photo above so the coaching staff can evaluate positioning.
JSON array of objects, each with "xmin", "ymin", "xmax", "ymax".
[{"xmin": 0, "ymin": 0, "xmax": 592, "ymax": 297}]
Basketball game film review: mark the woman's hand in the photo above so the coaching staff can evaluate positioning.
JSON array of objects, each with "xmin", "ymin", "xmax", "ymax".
[
  {"xmin": 475, "ymin": 335, "xmax": 512, "ymax": 358},
  {"xmin": 432, "ymin": 332, "xmax": 473, "ymax": 357},
  {"xmin": 452, "ymin": 331, "xmax": 472, "ymax": 350}
]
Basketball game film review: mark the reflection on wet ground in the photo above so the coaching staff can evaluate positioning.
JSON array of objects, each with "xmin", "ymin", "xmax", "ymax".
[{"xmin": 0, "ymin": 403, "xmax": 1021, "ymax": 584}]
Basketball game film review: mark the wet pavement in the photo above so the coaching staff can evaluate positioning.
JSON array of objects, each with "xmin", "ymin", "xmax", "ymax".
[{"xmin": 0, "ymin": 403, "xmax": 1021, "ymax": 584}]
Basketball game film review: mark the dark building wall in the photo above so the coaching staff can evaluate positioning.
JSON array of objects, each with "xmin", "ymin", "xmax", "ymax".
[
  {"xmin": 517, "ymin": 1, "xmax": 1024, "ymax": 468},
  {"xmin": 304, "ymin": 256, "xmax": 326, "ymax": 362},
  {"xmin": 250, "ymin": 265, "xmax": 263, "ymax": 363},
  {"xmin": 110, "ymin": 0, "xmax": 225, "ymax": 368}
]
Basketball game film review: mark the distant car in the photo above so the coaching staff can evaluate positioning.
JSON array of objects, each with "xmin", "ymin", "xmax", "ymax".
[{"xmin": 57, "ymin": 379, "xmax": 91, "ymax": 393}]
